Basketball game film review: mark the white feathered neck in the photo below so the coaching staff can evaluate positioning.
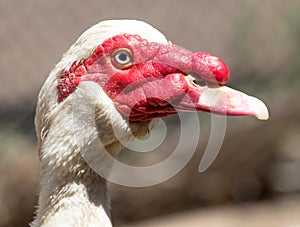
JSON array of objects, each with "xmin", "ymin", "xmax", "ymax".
[{"xmin": 32, "ymin": 20, "xmax": 166, "ymax": 227}]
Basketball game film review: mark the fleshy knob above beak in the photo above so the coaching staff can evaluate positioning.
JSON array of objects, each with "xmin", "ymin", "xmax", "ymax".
[{"xmin": 194, "ymin": 52, "xmax": 230, "ymax": 85}]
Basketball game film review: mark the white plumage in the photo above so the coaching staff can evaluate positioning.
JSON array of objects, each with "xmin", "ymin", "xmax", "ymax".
[
  {"xmin": 31, "ymin": 19, "xmax": 268, "ymax": 227},
  {"xmin": 32, "ymin": 20, "xmax": 164, "ymax": 227}
]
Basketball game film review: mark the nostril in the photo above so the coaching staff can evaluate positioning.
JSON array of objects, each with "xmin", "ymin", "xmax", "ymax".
[
  {"xmin": 189, "ymin": 72, "xmax": 207, "ymax": 87},
  {"xmin": 193, "ymin": 79, "xmax": 206, "ymax": 87}
]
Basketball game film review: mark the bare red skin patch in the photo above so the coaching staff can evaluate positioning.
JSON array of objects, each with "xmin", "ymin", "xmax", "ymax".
[
  {"xmin": 57, "ymin": 64, "xmax": 87, "ymax": 102},
  {"xmin": 57, "ymin": 34, "xmax": 230, "ymax": 121},
  {"xmin": 57, "ymin": 34, "xmax": 168, "ymax": 103}
]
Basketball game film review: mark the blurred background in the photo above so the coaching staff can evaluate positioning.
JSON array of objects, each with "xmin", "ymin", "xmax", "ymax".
[{"xmin": 0, "ymin": 0, "xmax": 300, "ymax": 226}]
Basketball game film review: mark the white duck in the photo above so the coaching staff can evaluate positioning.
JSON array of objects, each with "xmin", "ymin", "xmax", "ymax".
[{"xmin": 31, "ymin": 19, "xmax": 268, "ymax": 226}]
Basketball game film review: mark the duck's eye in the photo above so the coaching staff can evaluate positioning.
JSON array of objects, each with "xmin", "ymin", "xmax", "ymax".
[{"xmin": 112, "ymin": 48, "xmax": 133, "ymax": 69}]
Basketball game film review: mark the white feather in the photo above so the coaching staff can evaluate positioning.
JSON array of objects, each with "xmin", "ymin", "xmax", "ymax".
[{"xmin": 32, "ymin": 20, "xmax": 164, "ymax": 226}]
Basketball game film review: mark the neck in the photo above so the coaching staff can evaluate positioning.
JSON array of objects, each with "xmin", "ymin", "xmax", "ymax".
[
  {"xmin": 32, "ymin": 104, "xmax": 113, "ymax": 226},
  {"xmin": 33, "ymin": 161, "xmax": 112, "ymax": 227},
  {"xmin": 32, "ymin": 82, "xmax": 152, "ymax": 226}
]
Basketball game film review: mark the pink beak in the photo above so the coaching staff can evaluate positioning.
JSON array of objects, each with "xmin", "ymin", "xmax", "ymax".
[{"xmin": 178, "ymin": 79, "xmax": 269, "ymax": 120}]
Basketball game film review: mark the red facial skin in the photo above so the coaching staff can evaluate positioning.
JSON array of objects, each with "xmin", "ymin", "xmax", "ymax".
[{"xmin": 57, "ymin": 34, "xmax": 230, "ymax": 121}]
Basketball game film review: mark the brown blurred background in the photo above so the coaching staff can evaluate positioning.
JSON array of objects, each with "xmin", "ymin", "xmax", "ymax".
[{"xmin": 0, "ymin": 0, "xmax": 300, "ymax": 226}]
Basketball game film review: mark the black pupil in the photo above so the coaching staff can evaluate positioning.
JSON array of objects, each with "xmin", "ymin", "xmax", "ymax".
[{"xmin": 118, "ymin": 52, "xmax": 128, "ymax": 62}]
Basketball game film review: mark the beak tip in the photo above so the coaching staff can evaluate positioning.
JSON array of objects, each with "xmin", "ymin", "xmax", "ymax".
[
  {"xmin": 250, "ymin": 97, "xmax": 269, "ymax": 120},
  {"xmin": 256, "ymin": 111, "xmax": 269, "ymax": 120}
]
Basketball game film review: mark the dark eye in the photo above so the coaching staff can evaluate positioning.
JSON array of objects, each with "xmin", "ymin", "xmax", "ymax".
[{"xmin": 112, "ymin": 48, "xmax": 133, "ymax": 69}]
